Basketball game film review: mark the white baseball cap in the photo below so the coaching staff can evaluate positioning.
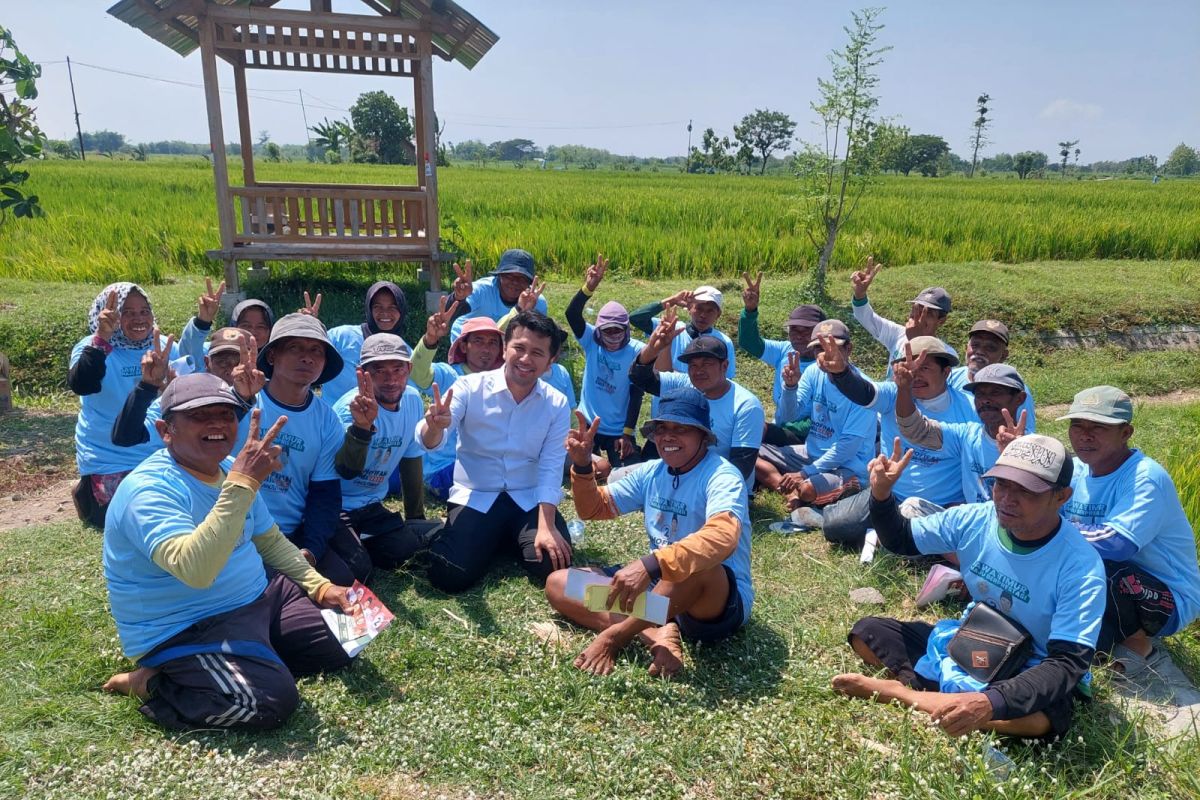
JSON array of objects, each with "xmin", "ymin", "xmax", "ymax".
[
  {"xmin": 692, "ymin": 285, "xmax": 724, "ymax": 311},
  {"xmin": 984, "ymin": 434, "xmax": 1073, "ymax": 493}
]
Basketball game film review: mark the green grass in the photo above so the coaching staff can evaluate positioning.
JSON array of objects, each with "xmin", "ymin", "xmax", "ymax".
[{"xmin": 4, "ymin": 160, "xmax": 1199, "ymax": 283}]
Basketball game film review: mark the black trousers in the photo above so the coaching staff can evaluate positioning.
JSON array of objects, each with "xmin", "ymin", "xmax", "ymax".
[
  {"xmin": 290, "ymin": 523, "xmax": 373, "ymax": 587},
  {"xmin": 339, "ymin": 502, "xmax": 444, "ymax": 571},
  {"xmin": 1097, "ymin": 560, "xmax": 1176, "ymax": 654},
  {"xmin": 593, "ymin": 433, "xmax": 639, "ymax": 469},
  {"xmin": 426, "ymin": 492, "xmax": 572, "ymax": 593}
]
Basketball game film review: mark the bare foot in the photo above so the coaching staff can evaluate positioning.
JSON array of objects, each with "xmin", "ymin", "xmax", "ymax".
[
  {"xmin": 102, "ymin": 666, "xmax": 159, "ymax": 700},
  {"xmin": 831, "ymin": 672, "xmax": 894, "ymax": 699},
  {"xmin": 645, "ymin": 622, "xmax": 684, "ymax": 678},
  {"xmin": 574, "ymin": 630, "xmax": 622, "ymax": 676}
]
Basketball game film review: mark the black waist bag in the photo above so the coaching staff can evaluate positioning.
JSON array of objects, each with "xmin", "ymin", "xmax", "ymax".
[{"xmin": 948, "ymin": 602, "xmax": 1034, "ymax": 684}]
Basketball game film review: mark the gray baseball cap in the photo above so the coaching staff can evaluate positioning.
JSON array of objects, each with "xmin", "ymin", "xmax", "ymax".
[
  {"xmin": 890, "ymin": 336, "xmax": 959, "ymax": 367},
  {"xmin": 963, "ymin": 363, "xmax": 1025, "ymax": 393},
  {"xmin": 984, "ymin": 434, "xmax": 1073, "ymax": 493},
  {"xmin": 912, "ymin": 287, "xmax": 952, "ymax": 314},
  {"xmin": 161, "ymin": 372, "xmax": 243, "ymax": 414},
  {"xmin": 969, "ymin": 319, "xmax": 1010, "ymax": 344},
  {"xmin": 806, "ymin": 319, "xmax": 851, "ymax": 349},
  {"xmin": 1056, "ymin": 385, "xmax": 1133, "ymax": 424},
  {"xmin": 359, "ymin": 333, "xmax": 413, "ymax": 367},
  {"xmin": 257, "ymin": 313, "xmax": 344, "ymax": 386}
]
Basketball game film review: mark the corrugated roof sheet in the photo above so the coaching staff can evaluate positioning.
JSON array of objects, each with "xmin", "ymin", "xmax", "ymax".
[{"xmin": 106, "ymin": 0, "xmax": 497, "ymax": 69}]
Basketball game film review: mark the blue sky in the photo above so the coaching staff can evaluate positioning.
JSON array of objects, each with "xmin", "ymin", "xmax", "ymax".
[{"xmin": 9, "ymin": 0, "xmax": 1199, "ymax": 161}]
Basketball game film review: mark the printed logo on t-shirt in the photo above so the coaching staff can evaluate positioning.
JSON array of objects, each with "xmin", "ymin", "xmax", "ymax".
[
  {"xmin": 649, "ymin": 495, "xmax": 687, "ymax": 517},
  {"xmin": 276, "ymin": 432, "xmax": 307, "ymax": 454},
  {"xmin": 1063, "ymin": 500, "xmax": 1106, "ymax": 521},
  {"xmin": 968, "ymin": 561, "xmax": 1030, "ymax": 603},
  {"xmin": 121, "ymin": 365, "xmax": 141, "ymax": 378}
]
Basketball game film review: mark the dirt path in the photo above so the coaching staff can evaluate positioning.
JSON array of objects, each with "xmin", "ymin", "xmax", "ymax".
[
  {"xmin": 1038, "ymin": 389, "xmax": 1200, "ymax": 418},
  {"xmin": 0, "ymin": 479, "xmax": 76, "ymax": 531}
]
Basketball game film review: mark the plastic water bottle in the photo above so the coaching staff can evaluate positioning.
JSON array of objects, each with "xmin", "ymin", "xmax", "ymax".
[
  {"xmin": 860, "ymin": 529, "xmax": 879, "ymax": 563},
  {"xmin": 567, "ymin": 520, "xmax": 586, "ymax": 546}
]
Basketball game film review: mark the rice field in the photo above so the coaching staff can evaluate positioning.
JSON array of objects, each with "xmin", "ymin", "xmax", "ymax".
[{"xmin": 2, "ymin": 159, "xmax": 1197, "ymax": 284}]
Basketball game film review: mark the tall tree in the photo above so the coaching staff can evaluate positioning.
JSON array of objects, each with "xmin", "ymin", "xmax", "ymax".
[
  {"xmin": 1012, "ymin": 151, "xmax": 1047, "ymax": 180},
  {"xmin": 968, "ymin": 92, "xmax": 990, "ymax": 177},
  {"xmin": 1163, "ymin": 143, "xmax": 1199, "ymax": 176},
  {"xmin": 792, "ymin": 7, "xmax": 893, "ymax": 300},
  {"xmin": 885, "ymin": 132, "xmax": 948, "ymax": 176},
  {"xmin": 309, "ymin": 118, "xmax": 353, "ymax": 162},
  {"xmin": 0, "ymin": 25, "xmax": 46, "ymax": 222},
  {"xmin": 1058, "ymin": 139, "xmax": 1079, "ymax": 179},
  {"xmin": 349, "ymin": 91, "xmax": 413, "ymax": 165},
  {"xmin": 734, "ymin": 109, "xmax": 796, "ymax": 175}
]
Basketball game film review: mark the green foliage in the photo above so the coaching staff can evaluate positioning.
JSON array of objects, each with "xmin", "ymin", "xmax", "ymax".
[
  {"xmin": 733, "ymin": 108, "xmax": 796, "ymax": 175},
  {"xmin": 1166, "ymin": 448, "xmax": 1200, "ymax": 533},
  {"xmin": 886, "ymin": 132, "xmax": 950, "ymax": 176},
  {"xmin": 1013, "ymin": 151, "xmax": 1048, "ymax": 179},
  {"xmin": 1164, "ymin": 143, "xmax": 1199, "ymax": 177},
  {"xmin": 349, "ymin": 90, "xmax": 413, "ymax": 165},
  {"xmin": 0, "ymin": 25, "xmax": 46, "ymax": 223}
]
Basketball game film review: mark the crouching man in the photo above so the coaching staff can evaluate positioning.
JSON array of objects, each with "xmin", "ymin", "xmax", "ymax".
[
  {"xmin": 834, "ymin": 434, "xmax": 1105, "ymax": 739},
  {"xmin": 102, "ymin": 373, "xmax": 355, "ymax": 731},
  {"xmin": 546, "ymin": 395, "xmax": 754, "ymax": 678}
]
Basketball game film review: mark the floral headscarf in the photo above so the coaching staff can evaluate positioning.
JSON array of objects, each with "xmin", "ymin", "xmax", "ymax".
[{"xmin": 87, "ymin": 282, "xmax": 155, "ymax": 350}]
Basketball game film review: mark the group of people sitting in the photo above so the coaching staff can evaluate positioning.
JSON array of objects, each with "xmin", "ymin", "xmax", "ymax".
[{"xmin": 69, "ymin": 249, "xmax": 1200, "ymax": 742}]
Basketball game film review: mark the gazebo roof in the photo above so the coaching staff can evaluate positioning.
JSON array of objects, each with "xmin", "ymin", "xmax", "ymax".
[{"xmin": 107, "ymin": 0, "xmax": 498, "ymax": 69}]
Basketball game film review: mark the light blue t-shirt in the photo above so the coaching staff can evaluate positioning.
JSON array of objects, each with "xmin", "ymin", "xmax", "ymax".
[
  {"xmin": 607, "ymin": 450, "xmax": 754, "ymax": 622},
  {"xmin": 450, "ymin": 276, "xmax": 548, "ymax": 342},
  {"xmin": 948, "ymin": 366, "xmax": 1037, "ymax": 434},
  {"xmin": 542, "ymin": 363, "xmax": 576, "ymax": 409},
  {"xmin": 419, "ymin": 361, "xmax": 466, "ymax": 476},
  {"xmin": 255, "ymin": 386, "xmax": 343, "ymax": 534},
  {"xmin": 178, "ymin": 318, "xmax": 211, "ymax": 368},
  {"xmin": 1062, "ymin": 450, "xmax": 1200, "ymax": 636},
  {"xmin": 759, "ymin": 338, "xmax": 815, "ymax": 408},
  {"xmin": 912, "ymin": 502, "xmax": 1106, "ymax": 657},
  {"xmin": 103, "ymin": 450, "xmax": 275, "ymax": 659},
  {"xmin": 71, "ymin": 334, "xmax": 178, "ymax": 475},
  {"xmin": 332, "ymin": 384, "xmax": 426, "ymax": 511},
  {"xmin": 659, "ymin": 372, "xmax": 764, "ymax": 465},
  {"xmin": 318, "ymin": 324, "xmax": 366, "ymax": 406},
  {"xmin": 576, "ymin": 324, "xmax": 646, "ymax": 436},
  {"xmin": 869, "ymin": 382, "xmax": 978, "ymax": 506},
  {"xmin": 777, "ymin": 363, "xmax": 876, "ymax": 482},
  {"xmin": 651, "ymin": 318, "xmax": 737, "ymax": 379},
  {"xmin": 930, "ymin": 421, "xmax": 1000, "ymax": 505}
]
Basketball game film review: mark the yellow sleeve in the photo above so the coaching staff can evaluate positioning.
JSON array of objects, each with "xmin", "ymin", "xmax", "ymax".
[
  {"xmin": 652, "ymin": 511, "xmax": 740, "ymax": 582},
  {"xmin": 570, "ymin": 466, "xmax": 621, "ymax": 520},
  {"xmin": 252, "ymin": 525, "xmax": 333, "ymax": 602},
  {"xmin": 497, "ymin": 307, "xmax": 518, "ymax": 330},
  {"xmin": 151, "ymin": 471, "xmax": 261, "ymax": 589},
  {"xmin": 411, "ymin": 339, "xmax": 436, "ymax": 390}
]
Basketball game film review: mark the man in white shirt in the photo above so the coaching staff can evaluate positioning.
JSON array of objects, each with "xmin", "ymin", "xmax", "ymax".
[
  {"xmin": 417, "ymin": 310, "xmax": 574, "ymax": 593},
  {"xmin": 849, "ymin": 256, "xmax": 955, "ymax": 366}
]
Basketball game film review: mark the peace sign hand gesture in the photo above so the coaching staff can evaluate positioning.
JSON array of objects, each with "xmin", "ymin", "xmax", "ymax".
[
  {"xmin": 643, "ymin": 307, "xmax": 684, "ymax": 358},
  {"xmin": 424, "ymin": 294, "xmax": 459, "ymax": 348},
  {"xmin": 742, "ymin": 270, "xmax": 763, "ymax": 312},
  {"xmin": 892, "ymin": 341, "xmax": 929, "ymax": 393},
  {"xmin": 197, "ymin": 278, "xmax": 226, "ymax": 324},
  {"xmin": 95, "ymin": 291, "xmax": 119, "ymax": 342},
  {"xmin": 517, "ymin": 277, "xmax": 546, "ymax": 312},
  {"xmin": 348, "ymin": 368, "xmax": 378, "ymax": 430},
  {"xmin": 565, "ymin": 410, "xmax": 600, "ymax": 469},
  {"xmin": 868, "ymin": 437, "xmax": 914, "ymax": 501},
  {"xmin": 584, "ymin": 253, "xmax": 609, "ymax": 293},
  {"xmin": 231, "ymin": 408, "xmax": 288, "ymax": 484},
  {"xmin": 140, "ymin": 328, "xmax": 174, "ymax": 388},
  {"xmin": 451, "ymin": 260, "xmax": 474, "ymax": 303},
  {"xmin": 424, "ymin": 383, "xmax": 454, "ymax": 433},
  {"xmin": 230, "ymin": 337, "xmax": 265, "ymax": 401},
  {"xmin": 781, "ymin": 350, "xmax": 802, "ymax": 389},
  {"xmin": 851, "ymin": 256, "xmax": 883, "ymax": 300},
  {"xmin": 298, "ymin": 291, "xmax": 322, "ymax": 318},
  {"xmin": 815, "ymin": 334, "xmax": 848, "ymax": 375},
  {"xmin": 996, "ymin": 408, "xmax": 1028, "ymax": 454}
]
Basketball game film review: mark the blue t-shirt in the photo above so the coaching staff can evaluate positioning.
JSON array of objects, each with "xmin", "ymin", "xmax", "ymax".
[
  {"xmin": 607, "ymin": 450, "xmax": 754, "ymax": 621},
  {"xmin": 576, "ymin": 324, "xmax": 646, "ymax": 436},
  {"xmin": 318, "ymin": 324, "xmax": 365, "ymax": 406},
  {"xmin": 870, "ymin": 382, "xmax": 978, "ymax": 506},
  {"xmin": 912, "ymin": 503, "xmax": 1106, "ymax": 657},
  {"xmin": 932, "ymin": 421, "xmax": 1000, "ymax": 505},
  {"xmin": 103, "ymin": 450, "xmax": 275, "ymax": 659},
  {"xmin": 659, "ymin": 372, "xmax": 764, "ymax": 467},
  {"xmin": 254, "ymin": 386, "xmax": 343, "ymax": 534},
  {"xmin": 71, "ymin": 334, "xmax": 178, "ymax": 475},
  {"xmin": 419, "ymin": 361, "xmax": 465, "ymax": 476},
  {"xmin": 758, "ymin": 338, "xmax": 815, "ymax": 408},
  {"xmin": 652, "ymin": 318, "xmax": 736, "ymax": 379},
  {"xmin": 332, "ymin": 384, "xmax": 426, "ymax": 511},
  {"xmin": 542, "ymin": 363, "xmax": 576, "ymax": 409},
  {"xmin": 1062, "ymin": 450, "xmax": 1200, "ymax": 635},
  {"xmin": 450, "ymin": 276, "xmax": 548, "ymax": 342},
  {"xmin": 779, "ymin": 363, "xmax": 876, "ymax": 482},
  {"xmin": 948, "ymin": 366, "xmax": 1037, "ymax": 433}
]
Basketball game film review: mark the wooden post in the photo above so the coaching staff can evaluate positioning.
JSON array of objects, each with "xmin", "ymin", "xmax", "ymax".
[
  {"xmin": 233, "ymin": 62, "xmax": 256, "ymax": 187},
  {"xmin": 200, "ymin": 17, "xmax": 240, "ymax": 298},
  {"xmin": 417, "ymin": 34, "xmax": 441, "ymax": 300}
]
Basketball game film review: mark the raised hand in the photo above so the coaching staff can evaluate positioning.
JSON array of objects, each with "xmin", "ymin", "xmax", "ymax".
[
  {"xmin": 584, "ymin": 253, "xmax": 609, "ymax": 293},
  {"xmin": 424, "ymin": 383, "xmax": 453, "ymax": 433},
  {"xmin": 996, "ymin": 408, "xmax": 1028, "ymax": 453},
  {"xmin": 741, "ymin": 270, "xmax": 763, "ymax": 312},
  {"xmin": 868, "ymin": 437, "xmax": 914, "ymax": 500},
  {"xmin": 95, "ymin": 291, "xmax": 119, "ymax": 342},
  {"xmin": 197, "ymin": 277, "xmax": 226, "ymax": 324},
  {"xmin": 423, "ymin": 294, "xmax": 460, "ymax": 347},
  {"xmin": 565, "ymin": 410, "xmax": 600, "ymax": 469},
  {"xmin": 230, "ymin": 336, "xmax": 265, "ymax": 400},
  {"xmin": 298, "ymin": 291, "xmax": 322, "ymax": 318},
  {"xmin": 814, "ymin": 334, "xmax": 848, "ymax": 375},
  {"xmin": 517, "ymin": 277, "xmax": 546, "ymax": 312},
  {"xmin": 851, "ymin": 256, "xmax": 883, "ymax": 300},
  {"xmin": 892, "ymin": 341, "xmax": 929, "ymax": 393},
  {"xmin": 140, "ymin": 328, "xmax": 174, "ymax": 388},
  {"xmin": 348, "ymin": 368, "xmax": 378, "ymax": 430},
  {"xmin": 231, "ymin": 407, "xmax": 287, "ymax": 484},
  {"xmin": 661, "ymin": 289, "xmax": 695, "ymax": 310},
  {"xmin": 451, "ymin": 259, "xmax": 474, "ymax": 303},
  {"xmin": 614, "ymin": 434, "xmax": 637, "ymax": 461},
  {"xmin": 643, "ymin": 307, "xmax": 684, "ymax": 358},
  {"xmin": 781, "ymin": 350, "xmax": 802, "ymax": 388}
]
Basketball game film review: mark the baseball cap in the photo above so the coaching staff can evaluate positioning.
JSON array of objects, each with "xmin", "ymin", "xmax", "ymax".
[
  {"xmin": 641, "ymin": 393, "xmax": 717, "ymax": 443},
  {"xmin": 787, "ymin": 304, "xmax": 827, "ymax": 328},
  {"xmin": 692, "ymin": 285, "xmax": 724, "ymax": 311},
  {"xmin": 359, "ymin": 333, "xmax": 413, "ymax": 367},
  {"xmin": 911, "ymin": 287, "xmax": 952, "ymax": 314},
  {"xmin": 678, "ymin": 334, "xmax": 729, "ymax": 363},
  {"xmin": 969, "ymin": 319, "xmax": 1010, "ymax": 344},
  {"xmin": 807, "ymin": 319, "xmax": 851, "ymax": 349},
  {"xmin": 448, "ymin": 317, "xmax": 504, "ymax": 365},
  {"xmin": 963, "ymin": 363, "xmax": 1025, "ymax": 393},
  {"xmin": 208, "ymin": 327, "xmax": 249, "ymax": 357},
  {"xmin": 891, "ymin": 336, "xmax": 959, "ymax": 367},
  {"xmin": 984, "ymin": 434, "xmax": 1073, "ymax": 493},
  {"xmin": 161, "ymin": 372, "xmax": 243, "ymax": 415},
  {"xmin": 491, "ymin": 248, "xmax": 536, "ymax": 281},
  {"xmin": 1056, "ymin": 385, "xmax": 1133, "ymax": 424},
  {"xmin": 257, "ymin": 313, "xmax": 344, "ymax": 386}
]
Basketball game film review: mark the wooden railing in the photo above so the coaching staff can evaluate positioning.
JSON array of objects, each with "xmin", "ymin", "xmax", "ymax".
[{"xmin": 229, "ymin": 184, "xmax": 428, "ymax": 245}]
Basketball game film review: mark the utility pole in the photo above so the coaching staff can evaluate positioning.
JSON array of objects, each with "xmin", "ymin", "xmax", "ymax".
[
  {"xmin": 298, "ymin": 89, "xmax": 312, "ymax": 146},
  {"xmin": 66, "ymin": 56, "xmax": 86, "ymax": 160},
  {"xmin": 685, "ymin": 119, "xmax": 692, "ymax": 173}
]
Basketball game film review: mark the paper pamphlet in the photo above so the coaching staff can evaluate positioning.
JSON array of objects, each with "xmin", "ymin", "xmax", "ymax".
[
  {"xmin": 583, "ymin": 583, "xmax": 670, "ymax": 626},
  {"xmin": 564, "ymin": 567, "xmax": 611, "ymax": 601},
  {"xmin": 915, "ymin": 564, "xmax": 965, "ymax": 607},
  {"xmin": 320, "ymin": 581, "xmax": 395, "ymax": 657}
]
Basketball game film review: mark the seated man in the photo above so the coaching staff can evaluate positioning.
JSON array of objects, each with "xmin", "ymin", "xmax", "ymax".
[
  {"xmin": 101, "ymin": 373, "xmax": 355, "ymax": 731},
  {"xmin": 849, "ymin": 257, "xmax": 956, "ymax": 371},
  {"xmin": 948, "ymin": 319, "xmax": 1036, "ymax": 430},
  {"xmin": 1056, "ymin": 386, "xmax": 1200, "ymax": 666},
  {"xmin": 331, "ymin": 334, "xmax": 443, "ymax": 571},
  {"xmin": 547, "ymin": 395, "xmax": 754, "ymax": 678},
  {"xmin": 755, "ymin": 320, "xmax": 874, "ymax": 511},
  {"xmin": 630, "ymin": 284, "xmax": 737, "ymax": 379},
  {"xmin": 835, "ymin": 434, "xmax": 1105, "ymax": 740},
  {"xmin": 417, "ymin": 310, "xmax": 573, "ymax": 593},
  {"xmin": 448, "ymin": 250, "xmax": 548, "ymax": 342}
]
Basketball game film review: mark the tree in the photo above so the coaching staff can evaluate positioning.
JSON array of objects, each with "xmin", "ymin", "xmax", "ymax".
[
  {"xmin": 1058, "ymin": 139, "xmax": 1079, "ymax": 179},
  {"xmin": 886, "ymin": 132, "xmax": 948, "ymax": 176},
  {"xmin": 981, "ymin": 152, "xmax": 1013, "ymax": 173},
  {"xmin": 0, "ymin": 25, "xmax": 46, "ymax": 222},
  {"xmin": 82, "ymin": 130, "xmax": 126, "ymax": 154},
  {"xmin": 349, "ymin": 91, "xmax": 413, "ymax": 165},
  {"xmin": 968, "ymin": 92, "xmax": 990, "ymax": 177},
  {"xmin": 263, "ymin": 141, "xmax": 282, "ymax": 162},
  {"xmin": 689, "ymin": 127, "xmax": 735, "ymax": 173},
  {"xmin": 1163, "ymin": 143, "xmax": 1199, "ymax": 176},
  {"xmin": 1012, "ymin": 150, "xmax": 1047, "ymax": 179},
  {"xmin": 734, "ymin": 109, "xmax": 796, "ymax": 175},
  {"xmin": 792, "ymin": 7, "xmax": 893, "ymax": 300},
  {"xmin": 309, "ymin": 117, "xmax": 352, "ymax": 162},
  {"xmin": 256, "ymin": 129, "xmax": 270, "ymax": 148}
]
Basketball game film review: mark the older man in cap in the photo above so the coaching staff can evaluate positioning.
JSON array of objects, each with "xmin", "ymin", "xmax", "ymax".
[
  {"xmin": 101, "ymin": 373, "xmax": 355, "ymax": 731},
  {"xmin": 947, "ymin": 319, "xmax": 1036, "ymax": 431},
  {"xmin": 849, "ymin": 257, "xmax": 957, "ymax": 369},
  {"xmin": 1055, "ymin": 386, "xmax": 1200, "ymax": 670},
  {"xmin": 834, "ymin": 433, "xmax": 1105, "ymax": 740},
  {"xmin": 448, "ymin": 249, "xmax": 548, "ymax": 342}
]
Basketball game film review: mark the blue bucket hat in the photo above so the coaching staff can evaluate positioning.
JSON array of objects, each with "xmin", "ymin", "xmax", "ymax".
[
  {"xmin": 491, "ymin": 248, "xmax": 536, "ymax": 281},
  {"xmin": 640, "ymin": 393, "xmax": 717, "ymax": 444}
]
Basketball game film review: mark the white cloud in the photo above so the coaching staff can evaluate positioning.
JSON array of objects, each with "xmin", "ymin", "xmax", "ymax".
[{"xmin": 1039, "ymin": 99, "xmax": 1103, "ymax": 122}]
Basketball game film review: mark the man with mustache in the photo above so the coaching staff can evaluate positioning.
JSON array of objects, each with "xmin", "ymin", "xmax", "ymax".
[{"xmin": 948, "ymin": 319, "xmax": 1036, "ymax": 432}]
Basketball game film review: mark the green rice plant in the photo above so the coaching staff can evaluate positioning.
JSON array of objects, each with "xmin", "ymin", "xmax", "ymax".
[{"xmin": 1165, "ymin": 447, "xmax": 1200, "ymax": 534}]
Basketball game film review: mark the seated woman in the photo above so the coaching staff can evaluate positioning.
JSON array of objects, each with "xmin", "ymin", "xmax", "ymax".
[{"xmin": 69, "ymin": 283, "xmax": 179, "ymax": 526}]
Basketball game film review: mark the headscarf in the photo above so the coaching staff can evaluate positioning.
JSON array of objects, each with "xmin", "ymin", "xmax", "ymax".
[
  {"xmin": 87, "ymin": 282, "xmax": 154, "ymax": 350},
  {"xmin": 593, "ymin": 300, "xmax": 631, "ymax": 349},
  {"xmin": 363, "ymin": 281, "xmax": 408, "ymax": 337},
  {"xmin": 231, "ymin": 298, "xmax": 275, "ymax": 329}
]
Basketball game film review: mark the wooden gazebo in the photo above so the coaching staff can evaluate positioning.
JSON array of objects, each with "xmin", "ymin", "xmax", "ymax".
[{"xmin": 107, "ymin": 0, "xmax": 497, "ymax": 304}]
